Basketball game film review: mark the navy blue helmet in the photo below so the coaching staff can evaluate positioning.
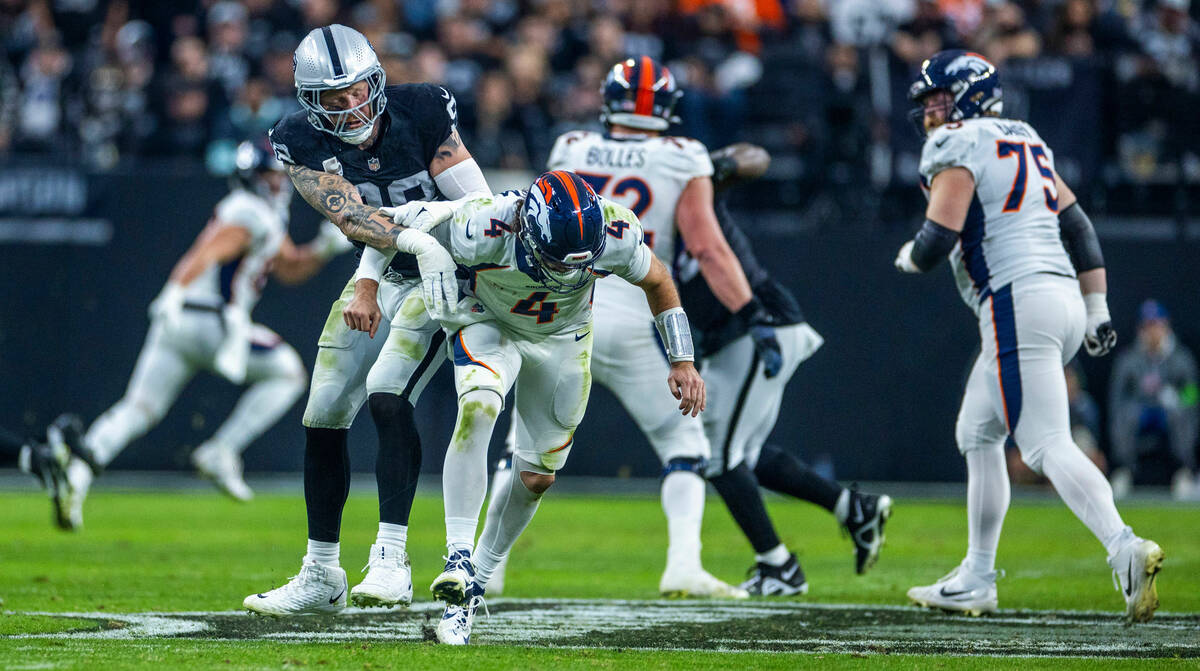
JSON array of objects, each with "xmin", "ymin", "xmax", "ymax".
[
  {"xmin": 601, "ymin": 57, "xmax": 682, "ymax": 131},
  {"xmin": 908, "ymin": 50, "xmax": 1002, "ymax": 134},
  {"xmin": 232, "ymin": 138, "xmax": 285, "ymax": 193},
  {"xmin": 519, "ymin": 171, "xmax": 607, "ymax": 292}
]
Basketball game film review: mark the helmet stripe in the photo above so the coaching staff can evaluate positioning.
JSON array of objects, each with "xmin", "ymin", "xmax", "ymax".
[
  {"xmin": 635, "ymin": 56, "xmax": 655, "ymax": 116},
  {"xmin": 321, "ymin": 26, "xmax": 345, "ymax": 78},
  {"xmin": 552, "ymin": 171, "xmax": 585, "ymax": 237}
]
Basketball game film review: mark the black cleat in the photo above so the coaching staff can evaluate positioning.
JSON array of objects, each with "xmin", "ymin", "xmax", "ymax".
[
  {"xmin": 47, "ymin": 414, "xmax": 101, "ymax": 474},
  {"xmin": 19, "ymin": 441, "xmax": 72, "ymax": 529},
  {"xmin": 843, "ymin": 487, "xmax": 893, "ymax": 574},
  {"xmin": 739, "ymin": 554, "xmax": 809, "ymax": 596}
]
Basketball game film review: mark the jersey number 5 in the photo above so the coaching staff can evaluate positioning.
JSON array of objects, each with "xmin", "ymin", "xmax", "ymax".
[
  {"xmin": 511, "ymin": 291, "xmax": 559, "ymax": 324},
  {"xmin": 996, "ymin": 141, "xmax": 1058, "ymax": 213}
]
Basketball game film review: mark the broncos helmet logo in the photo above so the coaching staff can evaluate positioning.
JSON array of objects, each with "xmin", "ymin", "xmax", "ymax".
[{"xmin": 519, "ymin": 171, "xmax": 607, "ymax": 293}]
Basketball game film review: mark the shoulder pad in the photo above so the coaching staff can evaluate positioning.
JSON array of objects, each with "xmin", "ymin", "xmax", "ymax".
[
  {"xmin": 919, "ymin": 121, "xmax": 982, "ymax": 183},
  {"xmin": 653, "ymin": 136, "xmax": 713, "ymax": 180}
]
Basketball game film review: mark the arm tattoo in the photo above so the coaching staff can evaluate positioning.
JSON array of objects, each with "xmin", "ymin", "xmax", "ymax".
[
  {"xmin": 286, "ymin": 164, "xmax": 400, "ymax": 249},
  {"xmin": 435, "ymin": 128, "xmax": 462, "ymax": 161}
]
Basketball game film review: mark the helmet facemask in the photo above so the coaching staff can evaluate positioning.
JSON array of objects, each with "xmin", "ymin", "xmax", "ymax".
[
  {"xmin": 518, "ymin": 192, "xmax": 601, "ymax": 293},
  {"xmin": 297, "ymin": 65, "xmax": 387, "ymax": 145}
]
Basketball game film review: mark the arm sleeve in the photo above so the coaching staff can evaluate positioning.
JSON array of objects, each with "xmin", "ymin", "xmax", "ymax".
[{"xmin": 919, "ymin": 123, "xmax": 982, "ymax": 185}]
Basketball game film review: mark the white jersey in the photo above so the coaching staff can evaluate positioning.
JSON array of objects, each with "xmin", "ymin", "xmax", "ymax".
[
  {"xmin": 547, "ymin": 130, "xmax": 712, "ymax": 314},
  {"xmin": 184, "ymin": 189, "xmax": 288, "ymax": 314},
  {"xmin": 432, "ymin": 191, "xmax": 654, "ymax": 339},
  {"xmin": 919, "ymin": 117, "xmax": 1075, "ymax": 313}
]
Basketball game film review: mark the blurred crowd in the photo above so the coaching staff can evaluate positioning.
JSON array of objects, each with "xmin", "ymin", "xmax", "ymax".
[{"xmin": 1, "ymin": 0, "xmax": 1198, "ymax": 184}]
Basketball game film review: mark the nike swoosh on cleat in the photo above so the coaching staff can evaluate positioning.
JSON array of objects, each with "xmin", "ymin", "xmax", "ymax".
[
  {"xmin": 1125, "ymin": 561, "xmax": 1134, "ymax": 597},
  {"xmin": 575, "ymin": 332, "xmax": 590, "ymax": 341},
  {"xmin": 852, "ymin": 498, "xmax": 865, "ymax": 524},
  {"xmin": 330, "ymin": 589, "xmax": 345, "ymax": 604},
  {"xmin": 939, "ymin": 586, "xmax": 973, "ymax": 598},
  {"xmin": 256, "ymin": 594, "xmax": 267, "ymax": 598}
]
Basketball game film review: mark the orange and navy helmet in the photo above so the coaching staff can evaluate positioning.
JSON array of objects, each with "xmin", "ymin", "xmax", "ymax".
[
  {"xmin": 519, "ymin": 171, "xmax": 607, "ymax": 292},
  {"xmin": 601, "ymin": 57, "xmax": 682, "ymax": 131}
]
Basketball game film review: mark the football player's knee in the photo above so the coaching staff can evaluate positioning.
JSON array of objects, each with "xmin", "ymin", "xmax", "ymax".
[
  {"xmin": 955, "ymin": 420, "xmax": 991, "ymax": 456},
  {"xmin": 519, "ymin": 470, "xmax": 555, "ymax": 496},
  {"xmin": 128, "ymin": 394, "xmax": 170, "ymax": 426},
  {"xmin": 662, "ymin": 456, "xmax": 707, "ymax": 479},
  {"xmin": 1015, "ymin": 433, "xmax": 1071, "ymax": 476},
  {"xmin": 302, "ymin": 384, "xmax": 358, "ymax": 429},
  {"xmin": 450, "ymin": 389, "xmax": 502, "ymax": 449}
]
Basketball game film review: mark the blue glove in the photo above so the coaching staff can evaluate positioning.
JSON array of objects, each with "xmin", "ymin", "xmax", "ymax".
[
  {"xmin": 738, "ymin": 298, "xmax": 784, "ymax": 378},
  {"xmin": 750, "ymin": 325, "xmax": 783, "ymax": 378}
]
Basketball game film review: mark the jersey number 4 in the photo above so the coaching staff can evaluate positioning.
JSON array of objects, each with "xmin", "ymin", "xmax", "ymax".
[
  {"xmin": 511, "ymin": 291, "xmax": 559, "ymax": 324},
  {"xmin": 995, "ymin": 141, "xmax": 1058, "ymax": 212}
]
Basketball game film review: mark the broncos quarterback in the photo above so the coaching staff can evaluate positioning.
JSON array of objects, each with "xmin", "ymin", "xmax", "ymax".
[{"xmin": 246, "ymin": 24, "xmax": 490, "ymax": 616}]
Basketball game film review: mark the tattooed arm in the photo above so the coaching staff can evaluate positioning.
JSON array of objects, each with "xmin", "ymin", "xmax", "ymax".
[{"xmin": 286, "ymin": 163, "xmax": 402, "ymax": 250}]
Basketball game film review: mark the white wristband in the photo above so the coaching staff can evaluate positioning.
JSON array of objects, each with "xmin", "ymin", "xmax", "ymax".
[
  {"xmin": 654, "ymin": 307, "xmax": 695, "ymax": 363},
  {"xmin": 1083, "ymin": 292, "xmax": 1109, "ymax": 319},
  {"xmin": 394, "ymin": 227, "xmax": 441, "ymax": 256},
  {"xmin": 355, "ymin": 245, "xmax": 395, "ymax": 283}
]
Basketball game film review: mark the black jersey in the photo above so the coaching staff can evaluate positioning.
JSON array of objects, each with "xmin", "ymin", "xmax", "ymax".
[
  {"xmin": 677, "ymin": 197, "xmax": 804, "ymax": 357},
  {"xmin": 268, "ymin": 82, "xmax": 458, "ymax": 277}
]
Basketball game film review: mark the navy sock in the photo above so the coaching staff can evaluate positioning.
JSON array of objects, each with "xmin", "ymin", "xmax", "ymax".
[
  {"xmin": 708, "ymin": 463, "xmax": 781, "ymax": 554},
  {"xmin": 304, "ymin": 427, "xmax": 350, "ymax": 542},
  {"xmin": 369, "ymin": 393, "xmax": 422, "ymax": 527},
  {"xmin": 754, "ymin": 444, "xmax": 843, "ymax": 512}
]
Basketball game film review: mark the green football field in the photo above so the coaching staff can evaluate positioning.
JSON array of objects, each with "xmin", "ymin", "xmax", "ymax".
[{"xmin": 1, "ymin": 487, "xmax": 1198, "ymax": 669}]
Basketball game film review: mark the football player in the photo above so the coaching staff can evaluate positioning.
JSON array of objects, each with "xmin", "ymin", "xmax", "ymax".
[
  {"xmin": 56, "ymin": 139, "xmax": 351, "ymax": 530},
  {"xmin": 0, "ymin": 423, "xmax": 78, "ymax": 527},
  {"xmin": 352, "ymin": 170, "xmax": 705, "ymax": 644},
  {"xmin": 244, "ymin": 24, "xmax": 490, "ymax": 615},
  {"xmin": 487, "ymin": 58, "xmax": 890, "ymax": 598},
  {"xmin": 897, "ymin": 50, "xmax": 1162, "ymax": 622}
]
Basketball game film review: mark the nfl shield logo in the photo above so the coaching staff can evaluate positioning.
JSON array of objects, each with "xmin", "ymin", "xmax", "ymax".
[{"xmin": 368, "ymin": 157, "xmax": 381, "ymax": 171}]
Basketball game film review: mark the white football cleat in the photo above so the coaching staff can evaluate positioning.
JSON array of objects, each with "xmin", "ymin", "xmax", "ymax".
[
  {"xmin": 191, "ymin": 443, "xmax": 253, "ymax": 502},
  {"xmin": 907, "ymin": 563, "xmax": 1000, "ymax": 616},
  {"xmin": 350, "ymin": 543, "xmax": 413, "ymax": 608},
  {"xmin": 244, "ymin": 561, "xmax": 347, "ymax": 616},
  {"xmin": 1108, "ymin": 537, "xmax": 1164, "ymax": 623},
  {"xmin": 430, "ymin": 549, "xmax": 475, "ymax": 605},
  {"xmin": 436, "ymin": 581, "xmax": 486, "ymax": 645},
  {"xmin": 660, "ymin": 566, "xmax": 749, "ymax": 599},
  {"xmin": 63, "ymin": 457, "xmax": 94, "ymax": 531}
]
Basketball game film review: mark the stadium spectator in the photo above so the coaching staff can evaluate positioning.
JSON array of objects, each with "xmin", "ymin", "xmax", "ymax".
[{"xmin": 1109, "ymin": 300, "xmax": 1200, "ymax": 500}]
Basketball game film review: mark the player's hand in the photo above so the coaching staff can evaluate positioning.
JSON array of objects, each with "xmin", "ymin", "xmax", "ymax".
[
  {"xmin": 343, "ymin": 279, "xmax": 383, "ymax": 338},
  {"xmin": 750, "ymin": 326, "xmax": 784, "ymax": 378},
  {"xmin": 416, "ymin": 246, "xmax": 459, "ymax": 321},
  {"xmin": 668, "ymin": 361, "xmax": 706, "ymax": 417},
  {"xmin": 379, "ymin": 201, "xmax": 455, "ymax": 233},
  {"xmin": 1082, "ymin": 293, "xmax": 1117, "ymax": 357},
  {"xmin": 148, "ymin": 282, "xmax": 185, "ymax": 330},
  {"xmin": 894, "ymin": 240, "xmax": 921, "ymax": 273}
]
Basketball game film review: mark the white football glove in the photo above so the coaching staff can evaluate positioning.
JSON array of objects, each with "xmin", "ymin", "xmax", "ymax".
[
  {"xmin": 148, "ymin": 282, "xmax": 186, "ymax": 330},
  {"xmin": 1083, "ymin": 292, "xmax": 1117, "ymax": 357},
  {"xmin": 395, "ymin": 228, "xmax": 459, "ymax": 322},
  {"xmin": 894, "ymin": 240, "xmax": 920, "ymax": 273},
  {"xmin": 311, "ymin": 220, "xmax": 355, "ymax": 260},
  {"xmin": 379, "ymin": 201, "xmax": 456, "ymax": 233}
]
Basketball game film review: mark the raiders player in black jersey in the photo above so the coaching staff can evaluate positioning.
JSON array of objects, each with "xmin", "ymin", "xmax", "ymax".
[
  {"xmin": 678, "ymin": 143, "xmax": 893, "ymax": 593},
  {"xmin": 245, "ymin": 24, "xmax": 490, "ymax": 616}
]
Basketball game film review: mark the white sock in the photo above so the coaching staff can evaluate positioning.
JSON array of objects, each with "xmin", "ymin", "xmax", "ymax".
[
  {"xmin": 304, "ymin": 539, "xmax": 340, "ymax": 568},
  {"xmin": 442, "ymin": 390, "xmax": 502, "ymax": 553},
  {"xmin": 483, "ymin": 461, "xmax": 514, "ymax": 546},
  {"xmin": 833, "ymin": 488, "xmax": 851, "ymax": 524},
  {"xmin": 1103, "ymin": 526, "xmax": 1136, "ymax": 559},
  {"xmin": 476, "ymin": 464, "xmax": 544, "ymax": 588},
  {"xmin": 661, "ymin": 470, "xmax": 705, "ymax": 570},
  {"xmin": 756, "ymin": 543, "xmax": 791, "ymax": 567},
  {"xmin": 1040, "ymin": 443, "xmax": 1127, "ymax": 554},
  {"xmin": 964, "ymin": 446, "xmax": 1009, "ymax": 575},
  {"xmin": 376, "ymin": 522, "xmax": 407, "ymax": 550}
]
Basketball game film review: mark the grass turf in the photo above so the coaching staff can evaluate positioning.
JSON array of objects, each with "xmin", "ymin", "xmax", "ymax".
[{"xmin": 1, "ymin": 489, "xmax": 1197, "ymax": 668}]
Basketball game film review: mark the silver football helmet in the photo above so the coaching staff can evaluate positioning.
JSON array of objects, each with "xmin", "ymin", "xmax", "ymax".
[{"xmin": 293, "ymin": 24, "xmax": 386, "ymax": 145}]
